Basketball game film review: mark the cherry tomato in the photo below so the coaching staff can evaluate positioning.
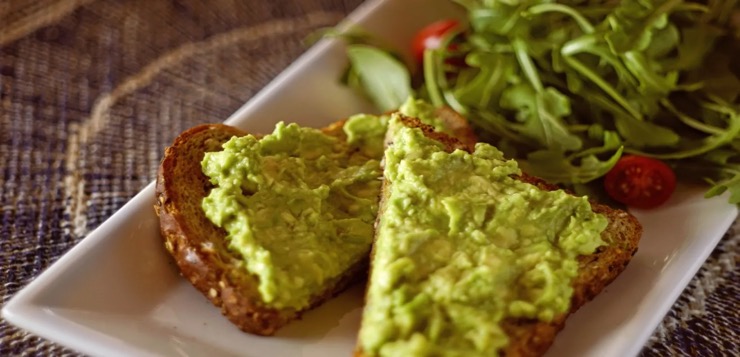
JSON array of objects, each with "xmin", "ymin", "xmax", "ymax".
[
  {"xmin": 604, "ymin": 155, "xmax": 677, "ymax": 209},
  {"xmin": 411, "ymin": 19, "xmax": 461, "ymax": 65}
]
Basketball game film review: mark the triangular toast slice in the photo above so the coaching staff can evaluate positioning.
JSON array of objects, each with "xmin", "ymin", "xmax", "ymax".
[{"xmin": 356, "ymin": 115, "xmax": 642, "ymax": 356}]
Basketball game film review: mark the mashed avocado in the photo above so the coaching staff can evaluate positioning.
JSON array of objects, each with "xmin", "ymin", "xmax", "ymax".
[
  {"xmin": 200, "ymin": 105, "xmax": 447, "ymax": 310},
  {"xmin": 359, "ymin": 116, "xmax": 607, "ymax": 356},
  {"xmin": 399, "ymin": 98, "xmax": 448, "ymax": 133},
  {"xmin": 201, "ymin": 116, "xmax": 384, "ymax": 310}
]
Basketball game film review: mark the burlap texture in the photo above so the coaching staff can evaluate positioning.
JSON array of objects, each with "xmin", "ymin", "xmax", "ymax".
[{"xmin": 0, "ymin": 0, "xmax": 737, "ymax": 356}]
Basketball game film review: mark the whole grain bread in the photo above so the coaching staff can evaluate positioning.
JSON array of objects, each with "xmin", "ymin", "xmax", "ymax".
[
  {"xmin": 155, "ymin": 110, "xmax": 476, "ymax": 336},
  {"xmin": 356, "ymin": 115, "xmax": 642, "ymax": 357}
]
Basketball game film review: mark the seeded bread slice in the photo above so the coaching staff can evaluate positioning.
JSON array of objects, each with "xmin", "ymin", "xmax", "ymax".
[
  {"xmin": 155, "ymin": 109, "xmax": 476, "ymax": 336},
  {"xmin": 355, "ymin": 115, "xmax": 642, "ymax": 357}
]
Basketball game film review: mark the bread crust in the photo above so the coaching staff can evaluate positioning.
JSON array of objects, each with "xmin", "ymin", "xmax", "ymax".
[{"xmin": 355, "ymin": 115, "xmax": 642, "ymax": 357}]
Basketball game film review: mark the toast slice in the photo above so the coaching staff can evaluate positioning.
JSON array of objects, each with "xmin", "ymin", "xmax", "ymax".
[
  {"xmin": 355, "ymin": 115, "xmax": 642, "ymax": 356},
  {"xmin": 155, "ymin": 108, "xmax": 476, "ymax": 335},
  {"xmin": 154, "ymin": 121, "xmax": 360, "ymax": 336}
]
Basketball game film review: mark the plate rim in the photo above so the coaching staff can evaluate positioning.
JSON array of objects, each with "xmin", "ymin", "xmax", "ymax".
[{"xmin": 3, "ymin": 0, "xmax": 738, "ymax": 355}]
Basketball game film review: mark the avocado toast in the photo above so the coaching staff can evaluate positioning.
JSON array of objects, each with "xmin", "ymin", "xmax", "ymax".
[
  {"xmin": 154, "ymin": 102, "xmax": 476, "ymax": 335},
  {"xmin": 355, "ymin": 115, "xmax": 642, "ymax": 356}
]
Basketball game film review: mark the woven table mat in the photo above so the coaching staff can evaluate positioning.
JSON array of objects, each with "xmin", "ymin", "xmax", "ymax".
[{"xmin": 0, "ymin": 0, "xmax": 737, "ymax": 356}]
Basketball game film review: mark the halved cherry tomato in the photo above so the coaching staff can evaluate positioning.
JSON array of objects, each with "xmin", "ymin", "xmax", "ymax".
[
  {"xmin": 411, "ymin": 19, "xmax": 461, "ymax": 65},
  {"xmin": 604, "ymin": 155, "xmax": 677, "ymax": 209}
]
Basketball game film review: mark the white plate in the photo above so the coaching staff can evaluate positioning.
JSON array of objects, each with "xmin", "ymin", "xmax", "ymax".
[{"xmin": 3, "ymin": 0, "xmax": 737, "ymax": 356}]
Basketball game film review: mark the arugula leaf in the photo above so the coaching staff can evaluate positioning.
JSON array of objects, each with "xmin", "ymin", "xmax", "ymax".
[
  {"xmin": 644, "ymin": 23, "xmax": 680, "ymax": 59},
  {"xmin": 684, "ymin": 47, "xmax": 740, "ymax": 103},
  {"xmin": 574, "ymin": 130, "xmax": 623, "ymax": 158},
  {"xmin": 674, "ymin": 160, "xmax": 740, "ymax": 204},
  {"xmin": 337, "ymin": 0, "xmax": 740, "ymax": 204},
  {"xmin": 705, "ymin": 173, "xmax": 740, "ymax": 204},
  {"xmin": 670, "ymin": 24, "xmax": 723, "ymax": 71},
  {"xmin": 614, "ymin": 115, "xmax": 680, "ymax": 148},
  {"xmin": 622, "ymin": 51, "xmax": 678, "ymax": 95},
  {"xmin": 453, "ymin": 51, "xmax": 516, "ymax": 109},
  {"xmin": 523, "ymin": 146, "xmax": 624, "ymax": 184},
  {"xmin": 455, "ymin": 0, "xmax": 522, "ymax": 35},
  {"xmin": 346, "ymin": 45, "xmax": 412, "ymax": 112},
  {"xmin": 500, "ymin": 84, "xmax": 583, "ymax": 151},
  {"xmin": 605, "ymin": 0, "xmax": 681, "ymax": 53},
  {"xmin": 525, "ymin": 3, "xmax": 596, "ymax": 34},
  {"xmin": 628, "ymin": 100, "xmax": 740, "ymax": 159},
  {"xmin": 560, "ymin": 39, "xmax": 644, "ymax": 120},
  {"xmin": 423, "ymin": 48, "xmax": 446, "ymax": 107}
]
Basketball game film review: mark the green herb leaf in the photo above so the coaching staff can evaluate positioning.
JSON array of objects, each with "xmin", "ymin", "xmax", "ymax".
[
  {"xmin": 346, "ymin": 45, "xmax": 412, "ymax": 112},
  {"xmin": 456, "ymin": 1, "xmax": 521, "ymax": 35},
  {"xmin": 605, "ymin": 0, "xmax": 681, "ymax": 54},
  {"xmin": 523, "ymin": 146, "xmax": 624, "ymax": 184},
  {"xmin": 453, "ymin": 51, "xmax": 516, "ymax": 109},
  {"xmin": 501, "ymin": 84, "xmax": 583, "ymax": 151},
  {"xmin": 705, "ymin": 172, "xmax": 740, "ymax": 204},
  {"xmin": 614, "ymin": 115, "xmax": 680, "ymax": 148},
  {"xmin": 629, "ymin": 101, "xmax": 740, "ymax": 159},
  {"xmin": 338, "ymin": 0, "xmax": 740, "ymax": 205}
]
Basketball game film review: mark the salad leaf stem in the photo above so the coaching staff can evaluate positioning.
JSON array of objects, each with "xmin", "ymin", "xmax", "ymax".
[
  {"xmin": 423, "ymin": 49, "xmax": 445, "ymax": 107},
  {"xmin": 512, "ymin": 38, "xmax": 543, "ymax": 92},
  {"xmin": 524, "ymin": 146, "xmax": 624, "ymax": 184},
  {"xmin": 627, "ymin": 105, "xmax": 740, "ymax": 159},
  {"xmin": 660, "ymin": 99, "xmax": 724, "ymax": 135},
  {"xmin": 524, "ymin": 3, "xmax": 595, "ymax": 34},
  {"xmin": 560, "ymin": 35, "xmax": 639, "ymax": 87},
  {"xmin": 561, "ymin": 54, "xmax": 643, "ymax": 120}
]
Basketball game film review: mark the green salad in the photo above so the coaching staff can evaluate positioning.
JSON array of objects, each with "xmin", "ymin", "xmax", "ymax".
[{"xmin": 336, "ymin": 0, "xmax": 740, "ymax": 207}]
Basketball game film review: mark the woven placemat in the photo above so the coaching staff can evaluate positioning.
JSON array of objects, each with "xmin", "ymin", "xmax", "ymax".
[{"xmin": 1, "ymin": 0, "xmax": 737, "ymax": 356}]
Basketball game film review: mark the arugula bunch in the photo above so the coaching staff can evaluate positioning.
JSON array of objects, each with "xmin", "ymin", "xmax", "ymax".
[{"xmin": 342, "ymin": 0, "xmax": 740, "ymax": 203}]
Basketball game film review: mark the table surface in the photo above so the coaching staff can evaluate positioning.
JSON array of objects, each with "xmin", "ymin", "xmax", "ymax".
[{"xmin": 1, "ymin": 0, "xmax": 737, "ymax": 356}]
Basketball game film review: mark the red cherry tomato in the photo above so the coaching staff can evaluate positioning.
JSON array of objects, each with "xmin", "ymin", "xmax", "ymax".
[
  {"xmin": 411, "ymin": 19, "xmax": 461, "ymax": 65},
  {"xmin": 604, "ymin": 155, "xmax": 677, "ymax": 209}
]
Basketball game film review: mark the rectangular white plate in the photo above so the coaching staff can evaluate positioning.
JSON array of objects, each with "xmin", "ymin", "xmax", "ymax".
[{"xmin": 3, "ymin": 0, "xmax": 738, "ymax": 356}]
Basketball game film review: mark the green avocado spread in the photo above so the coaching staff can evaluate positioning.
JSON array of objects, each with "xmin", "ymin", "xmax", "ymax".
[
  {"xmin": 199, "ymin": 99, "xmax": 451, "ymax": 310},
  {"xmin": 358, "ymin": 116, "xmax": 608, "ymax": 356},
  {"xmin": 399, "ymin": 98, "xmax": 448, "ymax": 133},
  {"xmin": 201, "ymin": 116, "xmax": 385, "ymax": 310}
]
